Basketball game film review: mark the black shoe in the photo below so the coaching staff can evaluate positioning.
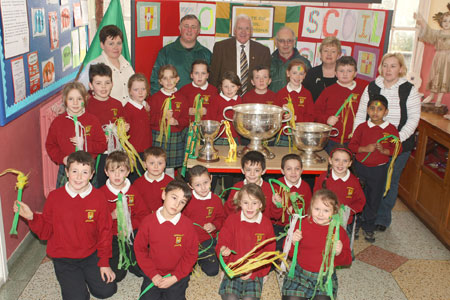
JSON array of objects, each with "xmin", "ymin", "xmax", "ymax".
[
  {"xmin": 375, "ymin": 225, "xmax": 387, "ymax": 232},
  {"xmin": 363, "ymin": 230, "xmax": 376, "ymax": 243}
]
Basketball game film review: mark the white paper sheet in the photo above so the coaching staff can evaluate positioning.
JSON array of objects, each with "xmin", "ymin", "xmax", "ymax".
[
  {"xmin": 0, "ymin": 0, "xmax": 30, "ymax": 59},
  {"xmin": 11, "ymin": 57, "xmax": 26, "ymax": 103}
]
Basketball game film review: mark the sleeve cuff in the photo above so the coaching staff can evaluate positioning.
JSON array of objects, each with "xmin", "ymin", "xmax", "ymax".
[{"xmin": 97, "ymin": 257, "xmax": 110, "ymax": 268}]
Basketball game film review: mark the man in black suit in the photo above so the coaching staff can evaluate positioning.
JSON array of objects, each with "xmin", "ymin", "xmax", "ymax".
[{"xmin": 210, "ymin": 14, "xmax": 271, "ymax": 95}]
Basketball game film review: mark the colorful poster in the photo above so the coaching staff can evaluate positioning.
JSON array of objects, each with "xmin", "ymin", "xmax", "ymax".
[
  {"xmin": 341, "ymin": 45, "xmax": 352, "ymax": 57},
  {"xmin": 355, "ymin": 10, "xmax": 373, "ymax": 45},
  {"xmin": 79, "ymin": 27, "xmax": 87, "ymax": 62},
  {"xmin": 71, "ymin": 29, "xmax": 80, "ymax": 67},
  {"xmin": 338, "ymin": 9, "xmax": 358, "ymax": 42},
  {"xmin": 42, "ymin": 57, "xmax": 55, "ymax": 87},
  {"xmin": 321, "ymin": 8, "xmax": 343, "ymax": 38},
  {"xmin": 81, "ymin": 0, "xmax": 89, "ymax": 25},
  {"xmin": 61, "ymin": 43, "xmax": 72, "ymax": 71},
  {"xmin": 232, "ymin": 6, "xmax": 274, "ymax": 38},
  {"xmin": 179, "ymin": 2, "xmax": 216, "ymax": 35},
  {"xmin": 32, "ymin": 8, "xmax": 46, "ymax": 37},
  {"xmin": 197, "ymin": 36, "xmax": 215, "ymax": 52},
  {"xmin": 301, "ymin": 7, "xmax": 324, "ymax": 39},
  {"xmin": 60, "ymin": 6, "xmax": 71, "ymax": 32},
  {"xmin": 27, "ymin": 52, "xmax": 41, "ymax": 94},
  {"xmin": 11, "ymin": 57, "xmax": 26, "ymax": 104},
  {"xmin": 137, "ymin": 2, "xmax": 160, "ymax": 37},
  {"xmin": 353, "ymin": 45, "xmax": 380, "ymax": 81},
  {"xmin": 0, "ymin": 0, "xmax": 30, "ymax": 59},
  {"xmin": 48, "ymin": 11, "xmax": 59, "ymax": 50},
  {"xmin": 297, "ymin": 41, "xmax": 316, "ymax": 65},
  {"xmin": 73, "ymin": 2, "xmax": 82, "ymax": 27},
  {"xmin": 369, "ymin": 10, "xmax": 386, "ymax": 47}
]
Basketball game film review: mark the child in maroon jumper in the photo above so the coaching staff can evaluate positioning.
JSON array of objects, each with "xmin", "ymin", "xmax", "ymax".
[
  {"xmin": 100, "ymin": 151, "xmax": 149, "ymax": 282},
  {"xmin": 180, "ymin": 59, "xmax": 218, "ymax": 122},
  {"xmin": 274, "ymin": 59, "xmax": 314, "ymax": 146},
  {"xmin": 314, "ymin": 56, "xmax": 368, "ymax": 152},
  {"xmin": 46, "ymin": 82, "xmax": 107, "ymax": 188},
  {"xmin": 132, "ymin": 147, "xmax": 173, "ymax": 214},
  {"xmin": 184, "ymin": 165, "xmax": 225, "ymax": 276},
  {"xmin": 217, "ymin": 183, "xmax": 275, "ymax": 300},
  {"xmin": 86, "ymin": 63, "xmax": 126, "ymax": 187},
  {"xmin": 123, "ymin": 73, "xmax": 152, "ymax": 182},
  {"xmin": 281, "ymin": 189, "xmax": 352, "ymax": 300},
  {"xmin": 134, "ymin": 180, "xmax": 198, "ymax": 300},
  {"xmin": 14, "ymin": 151, "xmax": 116, "ymax": 299},
  {"xmin": 349, "ymin": 95, "xmax": 401, "ymax": 243},
  {"xmin": 242, "ymin": 65, "xmax": 276, "ymax": 105}
]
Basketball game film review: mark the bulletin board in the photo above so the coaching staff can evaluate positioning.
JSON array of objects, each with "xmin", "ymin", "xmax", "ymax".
[
  {"xmin": 132, "ymin": 1, "xmax": 391, "ymax": 84},
  {"xmin": 0, "ymin": 0, "xmax": 90, "ymax": 126}
]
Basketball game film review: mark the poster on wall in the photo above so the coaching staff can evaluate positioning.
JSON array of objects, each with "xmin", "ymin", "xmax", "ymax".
[
  {"xmin": 32, "ymin": 8, "xmax": 46, "ymax": 37},
  {"xmin": 42, "ymin": 57, "xmax": 55, "ymax": 87},
  {"xmin": 27, "ymin": 52, "xmax": 41, "ymax": 94},
  {"xmin": 79, "ymin": 26, "xmax": 87, "ymax": 62},
  {"xmin": 10, "ymin": 57, "xmax": 26, "ymax": 104},
  {"xmin": 179, "ymin": 2, "xmax": 216, "ymax": 35},
  {"xmin": 73, "ymin": 2, "xmax": 82, "ymax": 27},
  {"xmin": 71, "ymin": 29, "xmax": 80, "ymax": 67},
  {"xmin": 60, "ymin": 6, "xmax": 71, "ymax": 32},
  {"xmin": 353, "ymin": 45, "xmax": 380, "ymax": 81},
  {"xmin": 297, "ymin": 41, "xmax": 316, "ymax": 64},
  {"xmin": 0, "ymin": 0, "xmax": 30, "ymax": 59},
  {"xmin": 49, "ymin": 11, "xmax": 59, "ymax": 50},
  {"xmin": 137, "ymin": 2, "xmax": 161, "ymax": 37},
  {"xmin": 61, "ymin": 43, "xmax": 72, "ymax": 71},
  {"xmin": 232, "ymin": 6, "xmax": 274, "ymax": 38}
]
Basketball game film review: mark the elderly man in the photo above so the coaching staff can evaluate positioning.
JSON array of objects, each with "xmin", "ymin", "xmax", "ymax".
[
  {"xmin": 269, "ymin": 27, "xmax": 312, "ymax": 93},
  {"xmin": 210, "ymin": 14, "xmax": 271, "ymax": 95},
  {"xmin": 150, "ymin": 15, "xmax": 211, "ymax": 95}
]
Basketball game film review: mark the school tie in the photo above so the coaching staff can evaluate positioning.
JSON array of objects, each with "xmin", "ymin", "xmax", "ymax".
[{"xmin": 240, "ymin": 44, "xmax": 249, "ymax": 96}]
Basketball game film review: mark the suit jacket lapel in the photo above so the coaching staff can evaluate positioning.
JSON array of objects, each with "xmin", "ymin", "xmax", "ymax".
[{"xmin": 229, "ymin": 38, "xmax": 237, "ymax": 74}]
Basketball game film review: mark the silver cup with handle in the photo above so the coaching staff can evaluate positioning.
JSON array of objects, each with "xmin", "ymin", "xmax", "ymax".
[{"xmin": 197, "ymin": 120, "xmax": 225, "ymax": 162}]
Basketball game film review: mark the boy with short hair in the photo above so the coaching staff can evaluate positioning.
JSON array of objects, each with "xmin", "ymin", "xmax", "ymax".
[
  {"xmin": 100, "ymin": 151, "xmax": 149, "ymax": 282},
  {"xmin": 348, "ymin": 95, "xmax": 401, "ymax": 243},
  {"xmin": 242, "ymin": 65, "xmax": 276, "ymax": 105},
  {"xmin": 224, "ymin": 151, "xmax": 279, "ymax": 222},
  {"xmin": 13, "ymin": 151, "xmax": 117, "ymax": 299},
  {"xmin": 132, "ymin": 147, "xmax": 173, "ymax": 214},
  {"xmin": 86, "ymin": 63, "xmax": 126, "ymax": 187},
  {"xmin": 134, "ymin": 180, "xmax": 198, "ymax": 300},
  {"xmin": 314, "ymin": 56, "xmax": 368, "ymax": 151}
]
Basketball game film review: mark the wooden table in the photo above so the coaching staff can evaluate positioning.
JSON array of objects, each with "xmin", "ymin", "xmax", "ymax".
[{"xmin": 187, "ymin": 146, "xmax": 328, "ymax": 174}]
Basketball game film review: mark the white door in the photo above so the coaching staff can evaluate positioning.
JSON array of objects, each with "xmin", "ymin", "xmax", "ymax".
[{"xmin": 0, "ymin": 196, "xmax": 9, "ymax": 287}]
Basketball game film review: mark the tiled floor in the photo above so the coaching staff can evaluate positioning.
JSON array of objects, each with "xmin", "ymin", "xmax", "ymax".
[{"xmin": 2, "ymin": 199, "xmax": 450, "ymax": 300}]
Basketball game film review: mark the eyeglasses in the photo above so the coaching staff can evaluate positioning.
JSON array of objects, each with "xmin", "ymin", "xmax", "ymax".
[{"xmin": 277, "ymin": 39, "xmax": 295, "ymax": 44}]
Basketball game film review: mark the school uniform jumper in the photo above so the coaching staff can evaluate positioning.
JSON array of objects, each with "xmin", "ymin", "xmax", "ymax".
[
  {"xmin": 242, "ymin": 89, "xmax": 277, "ymax": 105},
  {"xmin": 132, "ymin": 172, "xmax": 173, "ymax": 214},
  {"xmin": 179, "ymin": 82, "xmax": 218, "ymax": 122}
]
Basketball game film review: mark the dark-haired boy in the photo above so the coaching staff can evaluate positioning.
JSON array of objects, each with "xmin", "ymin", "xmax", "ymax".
[
  {"xmin": 349, "ymin": 95, "xmax": 401, "ymax": 243},
  {"xmin": 134, "ymin": 180, "xmax": 198, "ymax": 300},
  {"xmin": 13, "ymin": 151, "xmax": 117, "ymax": 299},
  {"xmin": 242, "ymin": 65, "xmax": 276, "ymax": 105},
  {"xmin": 314, "ymin": 56, "xmax": 368, "ymax": 152}
]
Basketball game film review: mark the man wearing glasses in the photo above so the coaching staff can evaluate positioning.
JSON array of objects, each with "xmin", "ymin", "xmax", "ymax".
[
  {"xmin": 269, "ymin": 27, "xmax": 312, "ymax": 93},
  {"xmin": 150, "ymin": 15, "xmax": 211, "ymax": 95}
]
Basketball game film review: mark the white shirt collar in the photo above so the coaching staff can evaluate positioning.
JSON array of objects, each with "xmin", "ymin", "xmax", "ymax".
[
  {"xmin": 284, "ymin": 176, "xmax": 302, "ymax": 189},
  {"xmin": 367, "ymin": 120, "xmax": 389, "ymax": 129},
  {"xmin": 144, "ymin": 171, "xmax": 165, "ymax": 183},
  {"xmin": 331, "ymin": 169, "xmax": 350, "ymax": 182},
  {"xmin": 193, "ymin": 190, "xmax": 212, "ymax": 200},
  {"xmin": 337, "ymin": 80, "xmax": 356, "ymax": 90},
  {"xmin": 220, "ymin": 92, "xmax": 238, "ymax": 101},
  {"xmin": 244, "ymin": 178, "xmax": 263, "ymax": 186},
  {"xmin": 127, "ymin": 98, "xmax": 144, "ymax": 110},
  {"xmin": 192, "ymin": 82, "xmax": 209, "ymax": 90},
  {"xmin": 236, "ymin": 40, "xmax": 250, "ymax": 49},
  {"xmin": 161, "ymin": 88, "xmax": 177, "ymax": 96},
  {"xmin": 106, "ymin": 178, "xmax": 131, "ymax": 195},
  {"xmin": 287, "ymin": 83, "xmax": 302, "ymax": 93},
  {"xmin": 240, "ymin": 211, "xmax": 262, "ymax": 224},
  {"xmin": 65, "ymin": 182, "xmax": 93, "ymax": 198},
  {"xmin": 156, "ymin": 206, "xmax": 181, "ymax": 225}
]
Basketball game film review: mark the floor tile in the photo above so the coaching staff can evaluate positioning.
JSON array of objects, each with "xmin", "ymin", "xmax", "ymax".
[
  {"xmin": 353, "ymin": 237, "xmax": 371, "ymax": 256},
  {"xmin": 356, "ymin": 245, "xmax": 408, "ymax": 273},
  {"xmin": 337, "ymin": 260, "xmax": 408, "ymax": 300},
  {"xmin": 392, "ymin": 260, "xmax": 450, "ymax": 300},
  {"xmin": 392, "ymin": 198, "xmax": 410, "ymax": 212}
]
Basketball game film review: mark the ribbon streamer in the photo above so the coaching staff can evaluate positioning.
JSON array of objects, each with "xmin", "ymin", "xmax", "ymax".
[
  {"xmin": 334, "ymin": 94, "xmax": 357, "ymax": 144},
  {"xmin": 0, "ymin": 169, "xmax": 29, "ymax": 235},
  {"xmin": 157, "ymin": 95, "xmax": 175, "ymax": 146},
  {"xmin": 67, "ymin": 115, "xmax": 87, "ymax": 152},
  {"xmin": 223, "ymin": 121, "xmax": 237, "ymax": 162},
  {"xmin": 115, "ymin": 118, "xmax": 146, "ymax": 176},
  {"xmin": 181, "ymin": 122, "xmax": 199, "ymax": 177},
  {"xmin": 138, "ymin": 274, "xmax": 172, "ymax": 299}
]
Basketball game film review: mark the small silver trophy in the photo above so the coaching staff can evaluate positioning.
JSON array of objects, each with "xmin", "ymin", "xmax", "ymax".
[{"xmin": 197, "ymin": 120, "xmax": 225, "ymax": 162}]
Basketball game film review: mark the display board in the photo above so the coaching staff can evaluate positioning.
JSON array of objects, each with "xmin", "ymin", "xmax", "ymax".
[
  {"xmin": 0, "ymin": 0, "xmax": 89, "ymax": 126},
  {"xmin": 132, "ymin": 1, "xmax": 391, "ymax": 84}
]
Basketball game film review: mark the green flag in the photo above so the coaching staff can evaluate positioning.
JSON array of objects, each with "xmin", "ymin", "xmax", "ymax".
[{"xmin": 82, "ymin": 0, "xmax": 130, "ymax": 66}]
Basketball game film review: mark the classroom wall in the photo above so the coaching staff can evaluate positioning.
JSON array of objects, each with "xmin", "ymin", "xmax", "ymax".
[{"xmin": 0, "ymin": 102, "xmax": 46, "ymax": 258}]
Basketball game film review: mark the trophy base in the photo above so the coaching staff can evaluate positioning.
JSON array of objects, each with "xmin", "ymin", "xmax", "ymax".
[
  {"xmin": 238, "ymin": 146, "xmax": 275, "ymax": 159},
  {"xmin": 197, "ymin": 156, "xmax": 220, "ymax": 163},
  {"xmin": 298, "ymin": 150, "xmax": 325, "ymax": 165}
]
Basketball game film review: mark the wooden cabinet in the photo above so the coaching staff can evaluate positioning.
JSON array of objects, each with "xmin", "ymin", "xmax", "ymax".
[{"xmin": 399, "ymin": 112, "xmax": 450, "ymax": 247}]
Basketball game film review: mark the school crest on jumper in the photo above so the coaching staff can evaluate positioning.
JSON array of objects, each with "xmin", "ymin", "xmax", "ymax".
[
  {"xmin": 203, "ymin": 95, "xmax": 211, "ymax": 104},
  {"xmin": 174, "ymin": 101, "xmax": 182, "ymax": 112},
  {"xmin": 381, "ymin": 132, "xmax": 391, "ymax": 143},
  {"xmin": 267, "ymin": 101, "xmax": 274, "ymax": 105},
  {"xmin": 128, "ymin": 194, "xmax": 135, "ymax": 206},
  {"xmin": 206, "ymin": 207, "xmax": 214, "ymax": 218},
  {"xmin": 255, "ymin": 233, "xmax": 265, "ymax": 244},
  {"xmin": 111, "ymin": 108, "xmax": 118, "ymax": 117},
  {"xmin": 297, "ymin": 97, "xmax": 306, "ymax": 107},
  {"xmin": 85, "ymin": 125, "xmax": 92, "ymax": 136},
  {"xmin": 174, "ymin": 234, "xmax": 184, "ymax": 247},
  {"xmin": 346, "ymin": 187, "xmax": 354, "ymax": 198},
  {"xmin": 85, "ymin": 209, "xmax": 96, "ymax": 222}
]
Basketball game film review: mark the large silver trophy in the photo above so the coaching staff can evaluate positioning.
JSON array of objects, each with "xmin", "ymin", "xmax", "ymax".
[
  {"xmin": 223, "ymin": 104, "xmax": 290, "ymax": 159},
  {"xmin": 197, "ymin": 120, "xmax": 225, "ymax": 162},
  {"xmin": 282, "ymin": 122, "xmax": 338, "ymax": 164}
]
